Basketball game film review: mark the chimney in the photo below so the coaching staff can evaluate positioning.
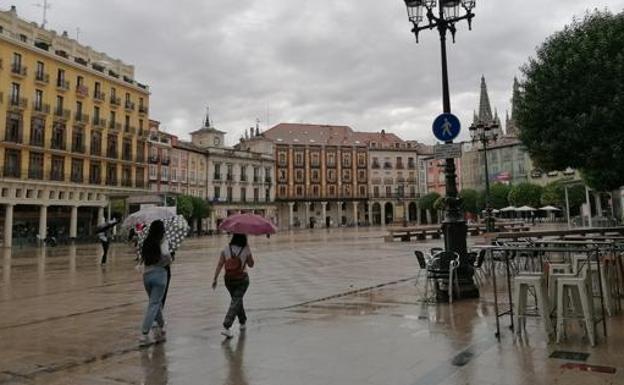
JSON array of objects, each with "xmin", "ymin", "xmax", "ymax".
[{"xmin": 10, "ymin": 5, "xmax": 17, "ymax": 15}]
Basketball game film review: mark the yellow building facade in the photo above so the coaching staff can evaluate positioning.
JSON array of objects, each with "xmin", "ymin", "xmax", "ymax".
[{"xmin": 0, "ymin": 7, "xmax": 149, "ymax": 246}]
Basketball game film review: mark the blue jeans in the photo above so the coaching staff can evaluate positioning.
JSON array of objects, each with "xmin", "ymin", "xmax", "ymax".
[{"xmin": 142, "ymin": 267, "xmax": 167, "ymax": 334}]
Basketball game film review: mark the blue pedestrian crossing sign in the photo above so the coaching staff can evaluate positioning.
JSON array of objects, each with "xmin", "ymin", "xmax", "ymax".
[{"xmin": 432, "ymin": 113, "xmax": 461, "ymax": 142}]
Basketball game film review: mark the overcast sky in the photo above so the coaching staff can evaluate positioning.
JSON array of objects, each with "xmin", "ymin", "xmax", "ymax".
[{"xmin": 8, "ymin": 0, "xmax": 624, "ymax": 145}]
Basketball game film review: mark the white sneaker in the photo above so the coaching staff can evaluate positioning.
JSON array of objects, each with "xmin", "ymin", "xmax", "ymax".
[
  {"xmin": 221, "ymin": 328, "xmax": 234, "ymax": 338},
  {"xmin": 139, "ymin": 333, "xmax": 153, "ymax": 346}
]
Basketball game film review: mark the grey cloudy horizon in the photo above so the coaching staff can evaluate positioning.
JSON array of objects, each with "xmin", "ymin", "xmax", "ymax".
[{"xmin": 9, "ymin": 0, "xmax": 624, "ymax": 145}]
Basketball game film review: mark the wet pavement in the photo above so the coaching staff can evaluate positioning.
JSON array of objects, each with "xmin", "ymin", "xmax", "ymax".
[{"xmin": 1, "ymin": 228, "xmax": 624, "ymax": 385}]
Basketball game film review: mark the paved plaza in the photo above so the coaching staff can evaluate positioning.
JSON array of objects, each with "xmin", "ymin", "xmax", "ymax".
[{"xmin": 1, "ymin": 228, "xmax": 624, "ymax": 385}]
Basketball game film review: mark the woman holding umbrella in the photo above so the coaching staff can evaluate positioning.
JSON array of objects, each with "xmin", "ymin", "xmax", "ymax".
[
  {"xmin": 212, "ymin": 213, "xmax": 276, "ymax": 338},
  {"xmin": 138, "ymin": 220, "xmax": 172, "ymax": 346},
  {"xmin": 212, "ymin": 233, "xmax": 255, "ymax": 338}
]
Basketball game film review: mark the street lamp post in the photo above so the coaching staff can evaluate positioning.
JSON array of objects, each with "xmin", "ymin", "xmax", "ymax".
[
  {"xmin": 469, "ymin": 121, "xmax": 499, "ymax": 232},
  {"xmin": 402, "ymin": 0, "xmax": 479, "ymax": 300}
]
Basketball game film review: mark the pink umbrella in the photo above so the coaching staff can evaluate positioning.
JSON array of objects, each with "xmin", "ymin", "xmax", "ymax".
[{"xmin": 218, "ymin": 213, "xmax": 277, "ymax": 235}]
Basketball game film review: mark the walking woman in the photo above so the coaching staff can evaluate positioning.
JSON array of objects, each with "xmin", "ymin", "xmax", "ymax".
[
  {"xmin": 139, "ymin": 220, "xmax": 171, "ymax": 346},
  {"xmin": 212, "ymin": 233, "xmax": 255, "ymax": 338}
]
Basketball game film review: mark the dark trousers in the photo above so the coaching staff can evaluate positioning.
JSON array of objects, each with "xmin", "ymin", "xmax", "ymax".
[
  {"xmin": 100, "ymin": 240, "xmax": 110, "ymax": 264},
  {"xmin": 223, "ymin": 274, "xmax": 249, "ymax": 329},
  {"xmin": 162, "ymin": 265, "xmax": 171, "ymax": 308}
]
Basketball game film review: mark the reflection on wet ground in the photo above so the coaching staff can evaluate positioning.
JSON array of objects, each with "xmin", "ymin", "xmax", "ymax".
[{"xmin": 1, "ymin": 227, "xmax": 624, "ymax": 384}]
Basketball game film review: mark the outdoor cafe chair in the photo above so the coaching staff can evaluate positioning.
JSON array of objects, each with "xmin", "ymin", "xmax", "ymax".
[
  {"xmin": 472, "ymin": 249, "xmax": 488, "ymax": 287},
  {"xmin": 555, "ymin": 262, "xmax": 597, "ymax": 346}
]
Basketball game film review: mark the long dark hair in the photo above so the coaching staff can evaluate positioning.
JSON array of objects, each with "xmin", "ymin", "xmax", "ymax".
[
  {"xmin": 230, "ymin": 233, "xmax": 247, "ymax": 248},
  {"xmin": 141, "ymin": 220, "xmax": 165, "ymax": 266}
]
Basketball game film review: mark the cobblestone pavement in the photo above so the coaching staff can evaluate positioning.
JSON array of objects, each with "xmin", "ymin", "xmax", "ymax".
[{"xmin": 1, "ymin": 227, "xmax": 624, "ymax": 385}]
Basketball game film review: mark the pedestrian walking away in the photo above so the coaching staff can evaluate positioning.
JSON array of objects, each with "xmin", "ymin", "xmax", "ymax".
[
  {"xmin": 97, "ymin": 217, "xmax": 117, "ymax": 265},
  {"xmin": 212, "ymin": 233, "xmax": 255, "ymax": 338},
  {"xmin": 138, "ymin": 220, "xmax": 172, "ymax": 346}
]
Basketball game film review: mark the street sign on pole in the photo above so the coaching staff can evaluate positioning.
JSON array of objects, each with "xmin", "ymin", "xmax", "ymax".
[
  {"xmin": 432, "ymin": 113, "xmax": 461, "ymax": 142},
  {"xmin": 434, "ymin": 143, "xmax": 462, "ymax": 159}
]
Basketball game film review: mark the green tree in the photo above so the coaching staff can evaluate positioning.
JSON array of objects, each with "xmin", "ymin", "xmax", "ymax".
[
  {"xmin": 419, "ymin": 192, "xmax": 441, "ymax": 211},
  {"xmin": 190, "ymin": 197, "xmax": 211, "ymax": 235},
  {"xmin": 489, "ymin": 183, "xmax": 511, "ymax": 209},
  {"xmin": 517, "ymin": 10, "xmax": 624, "ymax": 191},
  {"xmin": 459, "ymin": 189, "xmax": 481, "ymax": 214},
  {"xmin": 433, "ymin": 196, "xmax": 445, "ymax": 212},
  {"xmin": 508, "ymin": 183, "xmax": 543, "ymax": 207},
  {"xmin": 175, "ymin": 195, "xmax": 193, "ymax": 220},
  {"xmin": 540, "ymin": 182, "xmax": 586, "ymax": 216}
]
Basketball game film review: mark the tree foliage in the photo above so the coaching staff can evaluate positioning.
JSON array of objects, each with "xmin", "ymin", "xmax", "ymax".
[
  {"xmin": 517, "ymin": 10, "xmax": 624, "ymax": 191},
  {"xmin": 460, "ymin": 189, "xmax": 481, "ymax": 214},
  {"xmin": 540, "ymin": 182, "xmax": 586, "ymax": 215},
  {"xmin": 419, "ymin": 192, "xmax": 441, "ymax": 211},
  {"xmin": 191, "ymin": 197, "xmax": 211, "ymax": 219},
  {"xmin": 508, "ymin": 183, "xmax": 543, "ymax": 207},
  {"xmin": 489, "ymin": 183, "xmax": 511, "ymax": 209},
  {"xmin": 433, "ymin": 196, "xmax": 445, "ymax": 212},
  {"xmin": 175, "ymin": 195, "xmax": 193, "ymax": 220}
]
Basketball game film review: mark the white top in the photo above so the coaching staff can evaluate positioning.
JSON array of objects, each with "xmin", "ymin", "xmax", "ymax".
[{"xmin": 221, "ymin": 245, "xmax": 251, "ymax": 271}]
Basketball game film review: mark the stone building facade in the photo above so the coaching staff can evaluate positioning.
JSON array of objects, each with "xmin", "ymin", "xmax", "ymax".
[{"xmin": 0, "ymin": 6, "xmax": 150, "ymax": 245}]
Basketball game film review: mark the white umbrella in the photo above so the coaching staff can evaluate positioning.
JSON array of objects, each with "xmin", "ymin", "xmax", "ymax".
[
  {"xmin": 481, "ymin": 209, "xmax": 500, "ymax": 213},
  {"xmin": 516, "ymin": 205, "xmax": 536, "ymax": 212},
  {"xmin": 122, "ymin": 207, "xmax": 176, "ymax": 229},
  {"xmin": 500, "ymin": 206, "xmax": 517, "ymax": 212},
  {"xmin": 136, "ymin": 215, "xmax": 190, "ymax": 256},
  {"xmin": 539, "ymin": 205, "xmax": 561, "ymax": 211}
]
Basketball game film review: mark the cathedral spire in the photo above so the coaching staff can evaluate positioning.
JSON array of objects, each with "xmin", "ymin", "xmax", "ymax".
[
  {"xmin": 478, "ymin": 75, "xmax": 493, "ymax": 123},
  {"xmin": 204, "ymin": 106, "xmax": 211, "ymax": 128},
  {"xmin": 506, "ymin": 77, "xmax": 521, "ymax": 137}
]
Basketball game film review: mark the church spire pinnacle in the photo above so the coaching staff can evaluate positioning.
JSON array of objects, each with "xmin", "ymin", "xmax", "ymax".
[
  {"xmin": 204, "ymin": 106, "xmax": 211, "ymax": 128},
  {"xmin": 478, "ymin": 75, "xmax": 493, "ymax": 123}
]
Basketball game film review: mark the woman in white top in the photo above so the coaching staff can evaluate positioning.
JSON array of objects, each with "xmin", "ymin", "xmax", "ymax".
[{"xmin": 212, "ymin": 233, "xmax": 255, "ymax": 338}]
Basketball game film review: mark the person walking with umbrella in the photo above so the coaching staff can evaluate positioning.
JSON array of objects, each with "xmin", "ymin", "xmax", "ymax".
[
  {"xmin": 212, "ymin": 233, "xmax": 255, "ymax": 338},
  {"xmin": 138, "ymin": 220, "xmax": 171, "ymax": 346},
  {"xmin": 97, "ymin": 217, "xmax": 118, "ymax": 265}
]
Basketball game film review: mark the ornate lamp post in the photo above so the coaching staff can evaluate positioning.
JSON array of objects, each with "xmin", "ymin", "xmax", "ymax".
[
  {"xmin": 402, "ymin": 0, "xmax": 478, "ymax": 300},
  {"xmin": 469, "ymin": 120, "xmax": 499, "ymax": 232}
]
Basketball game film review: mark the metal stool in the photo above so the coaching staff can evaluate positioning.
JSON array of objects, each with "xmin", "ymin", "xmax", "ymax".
[
  {"xmin": 555, "ymin": 263, "xmax": 596, "ymax": 346},
  {"xmin": 513, "ymin": 273, "xmax": 553, "ymax": 338}
]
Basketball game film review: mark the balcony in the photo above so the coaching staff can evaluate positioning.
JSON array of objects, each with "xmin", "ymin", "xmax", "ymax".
[
  {"xmin": 11, "ymin": 64, "xmax": 27, "ymax": 77},
  {"xmin": 161, "ymin": 157, "xmax": 170, "ymax": 165},
  {"xmin": 110, "ymin": 96, "xmax": 121, "ymax": 107},
  {"xmin": 109, "ymin": 122, "xmax": 121, "ymax": 131},
  {"xmin": 4, "ymin": 129, "xmax": 22, "ymax": 143},
  {"xmin": 32, "ymin": 102, "xmax": 50, "ymax": 115},
  {"xmin": 75, "ymin": 84, "xmax": 89, "ymax": 98},
  {"xmin": 94, "ymin": 91, "xmax": 106, "ymax": 103},
  {"xmin": 148, "ymin": 155, "xmax": 159, "ymax": 163},
  {"xmin": 92, "ymin": 117, "xmax": 107, "ymax": 129},
  {"xmin": 74, "ymin": 113, "xmax": 90, "ymax": 126},
  {"xmin": 9, "ymin": 96, "xmax": 27, "ymax": 110},
  {"xmin": 138, "ymin": 105, "xmax": 149, "ymax": 115},
  {"xmin": 34, "ymin": 72, "xmax": 50, "ymax": 85},
  {"xmin": 214, "ymin": 173, "xmax": 222, "ymax": 180},
  {"xmin": 265, "ymin": 177, "xmax": 272, "ymax": 184},
  {"xmin": 383, "ymin": 162, "xmax": 393, "ymax": 170},
  {"xmin": 124, "ymin": 125, "xmax": 136, "ymax": 135},
  {"xmin": 226, "ymin": 173, "xmax": 233, "ymax": 181},
  {"xmin": 53, "ymin": 108, "xmax": 70, "ymax": 121},
  {"xmin": 124, "ymin": 101, "xmax": 135, "ymax": 111},
  {"xmin": 241, "ymin": 175, "xmax": 249, "ymax": 182},
  {"xmin": 56, "ymin": 80, "xmax": 70, "ymax": 92},
  {"xmin": 371, "ymin": 162, "xmax": 380, "ymax": 169}
]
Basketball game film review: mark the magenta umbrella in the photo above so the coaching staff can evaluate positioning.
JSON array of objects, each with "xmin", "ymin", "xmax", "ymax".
[{"xmin": 218, "ymin": 213, "xmax": 277, "ymax": 235}]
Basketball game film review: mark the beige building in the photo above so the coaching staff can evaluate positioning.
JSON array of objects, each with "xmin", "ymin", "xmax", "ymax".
[{"xmin": 0, "ymin": 7, "xmax": 150, "ymax": 246}]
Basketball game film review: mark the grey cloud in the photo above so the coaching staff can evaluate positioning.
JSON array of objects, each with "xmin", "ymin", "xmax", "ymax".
[{"xmin": 12, "ymin": 0, "xmax": 624, "ymax": 144}]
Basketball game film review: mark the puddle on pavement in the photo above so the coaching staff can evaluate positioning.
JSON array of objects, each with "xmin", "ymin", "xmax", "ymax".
[{"xmin": 289, "ymin": 301, "xmax": 395, "ymax": 316}]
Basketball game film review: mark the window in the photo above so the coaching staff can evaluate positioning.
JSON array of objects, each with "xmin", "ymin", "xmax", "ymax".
[
  {"xmin": 295, "ymin": 152, "xmax": 304, "ymax": 166},
  {"xmin": 77, "ymin": 76, "xmax": 84, "ymax": 87},
  {"xmin": 30, "ymin": 117, "xmax": 45, "ymax": 146},
  {"xmin": 372, "ymin": 157, "xmax": 380, "ymax": 168},
  {"xmin": 34, "ymin": 89, "xmax": 43, "ymax": 111},
  {"xmin": 359, "ymin": 185, "xmax": 366, "ymax": 197},
  {"xmin": 110, "ymin": 87, "xmax": 117, "ymax": 99},
  {"xmin": 385, "ymin": 186, "xmax": 392, "ymax": 197},
  {"xmin": 72, "ymin": 127, "xmax": 84, "ymax": 152},
  {"xmin": 90, "ymin": 162, "xmax": 101, "ymax": 184},
  {"xmin": 171, "ymin": 167, "xmax": 178, "ymax": 182},
  {"xmin": 214, "ymin": 137, "xmax": 220, "ymax": 146},
  {"xmin": 106, "ymin": 163, "xmax": 117, "ymax": 186},
  {"xmin": 254, "ymin": 188, "xmax": 259, "ymax": 202},
  {"xmin": 241, "ymin": 187, "xmax": 247, "ymax": 202},
  {"xmin": 124, "ymin": 115, "xmax": 130, "ymax": 131},
  {"xmin": 10, "ymin": 82, "xmax": 20, "ymax": 104},
  {"xmin": 94, "ymin": 82, "xmax": 102, "ymax": 98},
  {"xmin": 278, "ymin": 152, "xmax": 287, "ymax": 166},
  {"xmin": 91, "ymin": 131, "xmax": 102, "ymax": 156},
  {"xmin": 109, "ymin": 110, "xmax": 116, "ymax": 127},
  {"xmin": 107, "ymin": 134, "xmax": 118, "ymax": 158},
  {"xmin": 279, "ymin": 185, "xmax": 287, "ymax": 197},
  {"xmin": 76, "ymin": 101, "xmax": 83, "ymax": 118},
  {"xmin": 5, "ymin": 112, "xmax": 22, "ymax": 143},
  {"xmin": 227, "ymin": 187, "xmax": 233, "ymax": 202},
  {"xmin": 50, "ymin": 156, "xmax": 65, "ymax": 181},
  {"xmin": 357, "ymin": 153, "xmax": 367, "ymax": 168},
  {"xmin": 57, "ymin": 68, "xmax": 66, "ymax": 87},
  {"xmin": 327, "ymin": 169, "xmax": 336, "ymax": 182},
  {"xmin": 327, "ymin": 152, "xmax": 336, "ymax": 167},
  {"xmin": 311, "ymin": 169, "xmax": 320, "ymax": 182},
  {"xmin": 265, "ymin": 167, "xmax": 272, "ymax": 183},
  {"xmin": 136, "ymin": 167, "xmax": 145, "ymax": 187},
  {"xmin": 295, "ymin": 169, "xmax": 304, "ymax": 183},
  {"xmin": 240, "ymin": 165, "xmax": 248, "ymax": 182},
  {"xmin": 295, "ymin": 185, "xmax": 304, "ymax": 197},
  {"xmin": 71, "ymin": 158, "xmax": 83, "ymax": 183},
  {"xmin": 122, "ymin": 140, "xmax": 132, "ymax": 161},
  {"xmin": 55, "ymin": 95, "xmax": 64, "ymax": 115},
  {"xmin": 311, "ymin": 152, "xmax": 320, "ymax": 167},
  {"xmin": 122, "ymin": 166, "xmax": 132, "ymax": 187},
  {"xmin": 214, "ymin": 186, "xmax": 221, "ymax": 200},
  {"xmin": 51, "ymin": 123, "xmax": 65, "ymax": 150},
  {"xmin": 12, "ymin": 52, "xmax": 21, "ymax": 70},
  {"xmin": 4, "ymin": 149, "xmax": 20, "ymax": 178},
  {"xmin": 358, "ymin": 170, "xmax": 366, "ymax": 182},
  {"xmin": 396, "ymin": 157, "xmax": 404, "ymax": 169},
  {"xmin": 161, "ymin": 166, "xmax": 169, "ymax": 181},
  {"xmin": 278, "ymin": 168, "xmax": 287, "ymax": 182},
  {"xmin": 227, "ymin": 164, "xmax": 233, "ymax": 180},
  {"xmin": 149, "ymin": 164, "xmax": 158, "ymax": 180},
  {"xmin": 342, "ymin": 152, "xmax": 351, "ymax": 167},
  {"xmin": 29, "ymin": 152, "xmax": 44, "ymax": 179},
  {"xmin": 93, "ymin": 106, "xmax": 101, "ymax": 122},
  {"xmin": 214, "ymin": 163, "xmax": 222, "ymax": 179},
  {"xmin": 373, "ymin": 186, "xmax": 380, "ymax": 198},
  {"xmin": 342, "ymin": 169, "xmax": 351, "ymax": 182}
]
